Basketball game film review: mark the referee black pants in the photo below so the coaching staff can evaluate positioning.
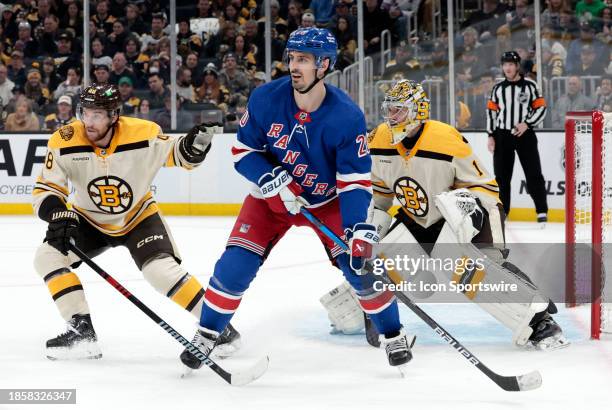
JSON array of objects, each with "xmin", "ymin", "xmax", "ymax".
[{"xmin": 492, "ymin": 129, "xmax": 548, "ymax": 216}]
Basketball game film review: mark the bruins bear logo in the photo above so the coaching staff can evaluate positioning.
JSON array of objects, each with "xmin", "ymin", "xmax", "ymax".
[
  {"xmin": 88, "ymin": 176, "xmax": 133, "ymax": 214},
  {"xmin": 58, "ymin": 125, "xmax": 74, "ymax": 141},
  {"xmin": 394, "ymin": 177, "xmax": 429, "ymax": 217}
]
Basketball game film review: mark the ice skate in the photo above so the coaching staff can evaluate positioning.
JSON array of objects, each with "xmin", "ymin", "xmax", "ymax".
[
  {"xmin": 46, "ymin": 314, "xmax": 102, "ymax": 360},
  {"xmin": 212, "ymin": 323, "xmax": 242, "ymax": 359},
  {"xmin": 380, "ymin": 328, "xmax": 415, "ymax": 376},
  {"xmin": 528, "ymin": 315, "xmax": 570, "ymax": 350},
  {"xmin": 180, "ymin": 326, "xmax": 218, "ymax": 377}
]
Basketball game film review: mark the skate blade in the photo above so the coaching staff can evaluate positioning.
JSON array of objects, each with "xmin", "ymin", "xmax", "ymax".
[
  {"xmin": 46, "ymin": 341, "xmax": 102, "ymax": 361},
  {"xmin": 396, "ymin": 364, "xmax": 409, "ymax": 378},
  {"xmin": 180, "ymin": 366, "xmax": 194, "ymax": 378}
]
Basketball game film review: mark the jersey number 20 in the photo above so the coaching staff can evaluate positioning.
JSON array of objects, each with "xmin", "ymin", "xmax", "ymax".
[{"xmin": 356, "ymin": 134, "xmax": 369, "ymax": 158}]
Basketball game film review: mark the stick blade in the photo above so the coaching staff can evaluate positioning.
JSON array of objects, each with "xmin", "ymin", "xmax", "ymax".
[
  {"xmin": 490, "ymin": 369, "xmax": 542, "ymax": 392},
  {"xmin": 517, "ymin": 370, "xmax": 542, "ymax": 391},
  {"xmin": 230, "ymin": 356, "xmax": 270, "ymax": 386}
]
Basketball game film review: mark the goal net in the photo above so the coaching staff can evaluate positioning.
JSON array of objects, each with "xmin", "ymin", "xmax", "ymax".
[{"xmin": 565, "ymin": 111, "xmax": 612, "ymax": 339}]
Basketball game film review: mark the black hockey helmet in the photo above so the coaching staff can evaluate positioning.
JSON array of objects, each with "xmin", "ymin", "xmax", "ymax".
[
  {"xmin": 79, "ymin": 83, "xmax": 122, "ymax": 113},
  {"xmin": 501, "ymin": 51, "xmax": 521, "ymax": 65}
]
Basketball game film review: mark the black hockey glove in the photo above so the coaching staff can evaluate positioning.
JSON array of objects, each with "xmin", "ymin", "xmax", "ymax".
[
  {"xmin": 179, "ymin": 122, "xmax": 223, "ymax": 163},
  {"xmin": 45, "ymin": 209, "xmax": 80, "ymax": 255}
]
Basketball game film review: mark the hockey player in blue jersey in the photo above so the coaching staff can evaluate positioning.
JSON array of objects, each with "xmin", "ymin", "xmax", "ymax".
[{"xmin": 180, "ymin": 27, "xmax": 412, "ymax": 372}]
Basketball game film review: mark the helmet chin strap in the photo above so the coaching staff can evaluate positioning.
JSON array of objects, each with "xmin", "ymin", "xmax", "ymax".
[
  {"xmin": 98, "ymin": 113, "xmax": 119, "ymax": 148},
  {"xmin": 295, "ymin": 68, "xmax": 322, "ymax": 94}
]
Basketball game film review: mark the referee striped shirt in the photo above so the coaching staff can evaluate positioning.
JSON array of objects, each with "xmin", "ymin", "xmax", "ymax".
[{"xmin": 486, "ymin": 76, "xmax": 547, "ymax": 135}]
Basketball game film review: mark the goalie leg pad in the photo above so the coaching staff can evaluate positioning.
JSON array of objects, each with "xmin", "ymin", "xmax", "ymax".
[
  {"xmin": 320, "ymin": 281, "xmax": 365, "ymax": 335},
  {"xmin": 377, "ymin": 219, "xmax": 551, "ymax": 346},
  {"xmin": 337, "ymin": 254, "xmax": 400, "ymax": 334},
  {"xmin": 429, "ymin": 237, "xmax": 550, "ymax": 346}
]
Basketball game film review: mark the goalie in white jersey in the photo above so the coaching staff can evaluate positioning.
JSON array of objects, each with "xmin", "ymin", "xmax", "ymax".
[
  {"xmin": 323, "ymin": 80, "xmax": 568, "ymax": 351},
  {"xmin": 32, "ymin": 84, "xmax": 239, "ymax": 360}
]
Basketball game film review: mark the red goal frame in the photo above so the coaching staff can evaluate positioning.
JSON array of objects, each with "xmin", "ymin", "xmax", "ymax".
[{"xmin": 565, "ymin": 111, "xmax": 605, "ymax": 339}]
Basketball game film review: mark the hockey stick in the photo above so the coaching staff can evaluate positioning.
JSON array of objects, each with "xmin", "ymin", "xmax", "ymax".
[
  {"xmin": 68, "ymin": 243, "xmax": 269, "ymax": 386},
  {"xmin": 300, "ymin": 208, "xmax": 542, "ymax": 392}
]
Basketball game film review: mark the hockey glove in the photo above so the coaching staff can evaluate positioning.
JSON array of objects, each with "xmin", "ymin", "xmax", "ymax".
[
  {"xmin": 180, "ymin": 122, "xmax": 223, "ymax": 162},
  {"xmin": 345, "ymin": 223, "xmax": 380, "ymax": 274},
  {"xmin": 435, "ymin": 189, "xmax": 484, "ymax": 243},
  {"xmin": 258, "ymin": 166, "xmax": 307, "ymax": 215},
  {"xmin": 45, "ymin": 209, "xmax": 80, "ymax": 255}
]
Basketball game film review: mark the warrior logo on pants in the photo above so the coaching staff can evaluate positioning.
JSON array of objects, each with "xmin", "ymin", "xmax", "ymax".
[{"xmin": 88, "ymin": 176, "xmax": 133, "ymax": 214}]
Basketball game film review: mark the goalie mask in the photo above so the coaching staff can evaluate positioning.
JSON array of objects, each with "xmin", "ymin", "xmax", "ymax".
[{"xmin": 382, "ymin": 80, "xmax": 430, "ymax": 145}]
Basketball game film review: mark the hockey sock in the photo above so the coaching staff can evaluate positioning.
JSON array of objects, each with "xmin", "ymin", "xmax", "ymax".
[
  {"xmin": 336, "ymin": 254, "xmax": 402, "ymax": 334},
  {"xmin": 44, "ymin": 268, "xmax": 90, "ymax": 321},
  {"xmin": 200, "ymin": 247, "xmax": 262, "ymax": 332}
]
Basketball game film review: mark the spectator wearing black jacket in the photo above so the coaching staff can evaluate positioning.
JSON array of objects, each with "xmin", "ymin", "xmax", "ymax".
[
  {"xmin": 105, "ymin": 19, "xmax": 130, "ymax": 57},
  {"xmin": 60, "ymin": 0, "xmax": 83, "ymax": 39},
  {"xmin": 8, "ymin": 50, "xmax": 27, "ymax": 90},
  {"xmin": 125, "ymin": 3, "xmax": 148, "ymax": 35},
  {"xmin": 91, "ymin": 0, "xmax": 117, "ymax": 36},
  {"xmin": 109, "ymin": 52, "xmax": 137, "ymax": 86},
  {"xmin": 364, "ymin": 0, "xmax": 392, "ymax": 55},
  {"xmin": 41, "ymin": 56, "xmax": 62, "ymax": 93},
  {"xmin": 36, "ymin": 14, "xmax": 60, "ymax": 56},
  {"xmin": 1, "ymin": 4, "xmax": 18, "ymax": 40},
  {"xmin": 460, "ymin": 0, "xmax": 507, "ymax": 39},
  {"xmin": 16, "ymin": 21, "xmax": 39, "ymax": 60},
  {"xmin": 52, "ymin": 31, "xmax": 80, "ymax": 78}
]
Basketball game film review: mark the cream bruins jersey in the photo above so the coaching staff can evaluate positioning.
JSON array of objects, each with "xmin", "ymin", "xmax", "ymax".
[
  {"xmin": 369, "ymin": 120, "xmax": 500, "ymax": 228},
  {"xmin": 33, "ymin": 116, "xmax": 201, "ymax": 236}
]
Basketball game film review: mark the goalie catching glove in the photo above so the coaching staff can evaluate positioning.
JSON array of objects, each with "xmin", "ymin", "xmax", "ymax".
[
  {"xmin": 434, "ymin": 189, "xmax": 484, "ymax": 243},
  {"xmin": 45, "ymin": 209, "xmax": 80, "ymax": 255},
  {"xmin": 345, "ymin": 223, "xmax": 379, "ymax": 274},
  {"xmin": 180, "ymin": 122, "xmax": 222, "ymax": 162},
  {"xmin": 258, "ymin": 166, "xmax": 308, "ymax": 215}
]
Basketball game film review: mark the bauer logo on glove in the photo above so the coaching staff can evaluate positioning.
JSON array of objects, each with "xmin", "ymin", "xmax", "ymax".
[
  {"xmin": 345, "ymin": 223, "xmax": 380, "ymax": 274},
  {"xmin": 258, "ymin": 166, "xmax": 307, "ymax": 215},
  {"xmin": 260, "ymin": 170, "xmax": 291, "ymax": 197}
]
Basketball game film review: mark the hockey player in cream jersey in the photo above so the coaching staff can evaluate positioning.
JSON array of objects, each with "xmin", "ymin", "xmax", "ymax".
[
  {"xmin": 32, "ymin": 84, "xmax": 240, "ymax": 360},
  {"xmin": 323, "ymin": 80, "xmax": 568, "ymax": 351}
]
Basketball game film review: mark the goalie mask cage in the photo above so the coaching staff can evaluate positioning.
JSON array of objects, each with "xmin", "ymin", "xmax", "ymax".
[{"xmin": 565, "ymin": 111, "xmax": 612, "ymax": 339}]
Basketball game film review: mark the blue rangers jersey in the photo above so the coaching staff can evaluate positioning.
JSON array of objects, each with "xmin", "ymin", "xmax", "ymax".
[{"xmin": 232, "ymin": 76, "xmax": 372, "ymax": 230}]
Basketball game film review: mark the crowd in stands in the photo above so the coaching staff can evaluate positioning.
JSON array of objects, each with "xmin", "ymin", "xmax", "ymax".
[
  {"xmin": 382, "ymin": 0, "xmax": 612, "ymax": 129},
  {"xmin": 0, "ymin": 0, "xmax": 609, "ymax": 132}
]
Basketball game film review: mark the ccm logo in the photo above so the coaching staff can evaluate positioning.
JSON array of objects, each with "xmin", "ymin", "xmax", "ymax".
[{"xmin": 137, "ymin": 235, "xmax": 164, "ymax": 248}]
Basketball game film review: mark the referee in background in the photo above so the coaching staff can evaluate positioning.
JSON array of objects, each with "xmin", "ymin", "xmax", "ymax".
[{"xmin": 486, "ymin": 51, "xmax": 548, "ymax": 223}]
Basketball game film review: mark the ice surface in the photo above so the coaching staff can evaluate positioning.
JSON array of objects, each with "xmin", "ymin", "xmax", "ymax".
[{"xmin": 1, "ymin": 216, "xmax": 611, "ymax": 410}]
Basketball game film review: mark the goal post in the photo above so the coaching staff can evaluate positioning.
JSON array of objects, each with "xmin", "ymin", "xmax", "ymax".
[{"xmin": 565, "ymin": 111, "xmax": 611, "ymax": 340}]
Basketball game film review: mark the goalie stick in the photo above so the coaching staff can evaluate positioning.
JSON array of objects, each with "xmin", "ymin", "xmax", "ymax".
[
  {"xmin": 300, "ymin": 208, "xmax": 542, "ymax": 392},
  {"xmin": 68, "ymin": 243, "xmax": 269, "ymax": 386}
]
